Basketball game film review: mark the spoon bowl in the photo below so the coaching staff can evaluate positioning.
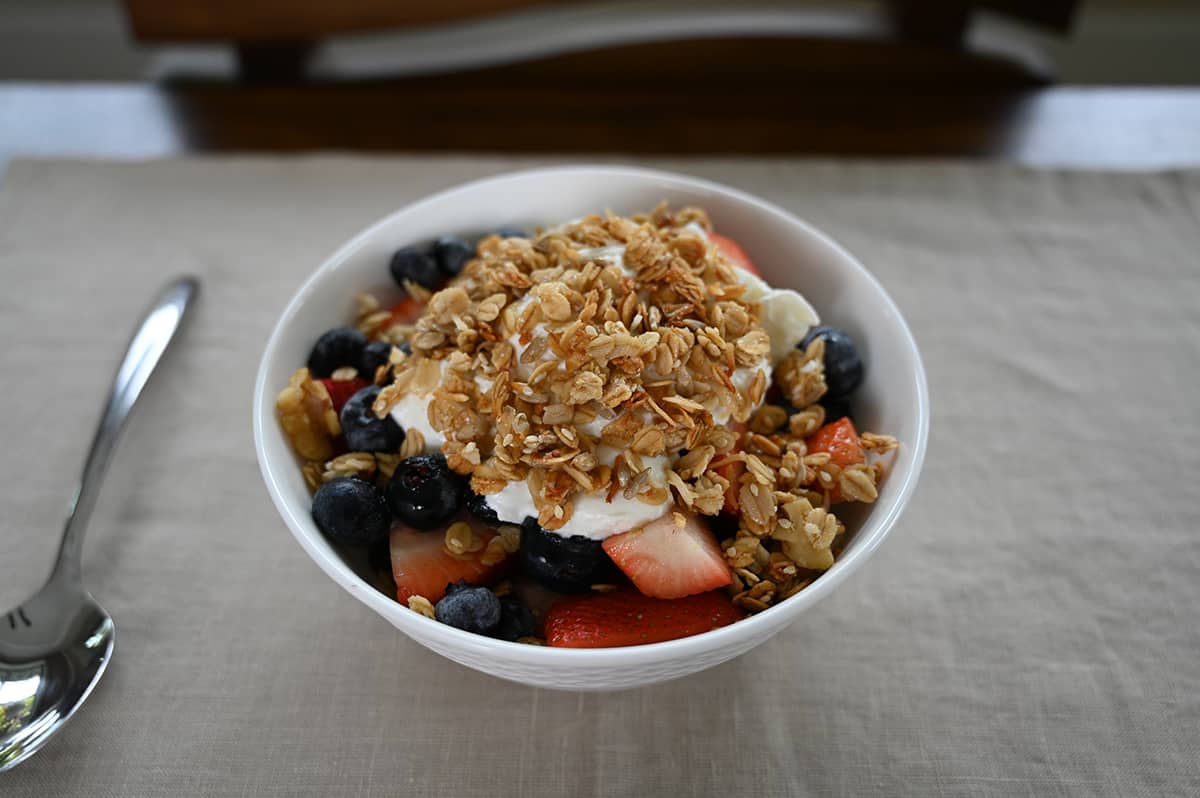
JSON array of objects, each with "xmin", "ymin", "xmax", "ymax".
[
  {"xmin": 0, "ymin": 576, "xmax": 114, "ymax": 770},
  {"xmin": 0, "ymin": 277, "xmax": 196, "ymax": 771}
]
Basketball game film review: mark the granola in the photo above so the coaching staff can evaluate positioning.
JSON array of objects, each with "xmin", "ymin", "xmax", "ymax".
[{"xmin": 373, "ymin": 208, "xmax": 777, "ymax": 538}]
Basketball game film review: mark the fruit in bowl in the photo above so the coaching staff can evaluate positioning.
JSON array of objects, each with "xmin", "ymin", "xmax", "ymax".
[{"xmin": 253, "ymin": 167, "xmax": 928, "ymax": 690}]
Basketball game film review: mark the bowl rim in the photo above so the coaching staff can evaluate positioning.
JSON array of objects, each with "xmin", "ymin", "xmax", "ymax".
[{"xmin": 253, "ymin": 164, "xmax": 930, "ymax": 662}]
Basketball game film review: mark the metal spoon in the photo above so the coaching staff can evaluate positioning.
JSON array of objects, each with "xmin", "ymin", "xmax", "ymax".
[{"xmin": 0, "ymin": 277, "xmax": 198, "ymax": 771}]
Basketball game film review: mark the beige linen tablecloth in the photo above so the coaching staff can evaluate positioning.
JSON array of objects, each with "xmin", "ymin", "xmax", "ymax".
[{"xmin": 0, "ymin": 157, "xmax": 1197, "ymax": 797}]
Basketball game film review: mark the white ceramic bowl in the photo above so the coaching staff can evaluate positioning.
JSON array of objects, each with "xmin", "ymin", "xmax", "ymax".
[{"xmin": 253, "ymin": 166, "xmax": 929, "ymax": 691}]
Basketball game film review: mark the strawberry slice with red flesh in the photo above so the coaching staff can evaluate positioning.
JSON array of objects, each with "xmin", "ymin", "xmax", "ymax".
[
  {"xmin": 602, "ymin": 513, "xmax": 732, "ymax": 600},
  {"xmin": 319, "ymin": 377, "xmax": 369, "ymax": 414},
  {"xmin": 387, "ymin": 297, "xmax": 425, "ymax": 328},
  {"xmin": 806, "ymin": 416, "xmax": 865, "ymax": 502},
  {"xmin": 807, "ymin": 416, "xmax": 865, "ymax": 467},
  {"xmin": 545, "ymin": 588, "xmax": 743, "ymax": 648},
  {"xmin": 710, "ymin": 232, "xmax": 763, "ymax": 277},
  {"xmin": 390, "ymin": 518, "xmax": 509, "ymax": 604}
]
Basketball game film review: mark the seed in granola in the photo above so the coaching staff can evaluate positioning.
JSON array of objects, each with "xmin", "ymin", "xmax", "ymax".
[
  {"xmin": 407, "ymin": 595, "xmax": 437, "ymax": 619},
  {"xmin": 749, "ymin": 404, "xmax": 788, "ymax": 435},
  {"xmin": 444, "ymin": 521, "xmax": 484, "ymax": 556},
  {"xmin": 630, "ymin": 426, "xmax": 667, "ymax": 457},
  {"xmin": 767, "ymin": 552, "xmax": 799, "ymax": 583},
  {"xmin": 861, "ymin": 432, "xmax": 900, "ymax": 453},
  {"xmin": 734, "ymin": 567, "xmax": 761, "ymax": 586},
  {"xmin": 397, "ymin": 427, "xmax": 427, "ymax": 460},
  {"xmin": 480, "ymin": 536, "xmax": 509, "ymax": 566},
  {"xmin": 789, "ymin": 406, "xmax": 826, "ymax": 437},
  {"xmin": 749, "ymin": 433, "xmax": 782, "ymax": 457},
  {"xmin": 733, "ymin": 594, "xmax": 772, "ymax": 613},
  {"xmin": 321, "ymin": 452, "xmax": 376, "ymax": 483},
  {"xmin": 838, "ymin": 463, "xmax": 878, "ymax": 503}
]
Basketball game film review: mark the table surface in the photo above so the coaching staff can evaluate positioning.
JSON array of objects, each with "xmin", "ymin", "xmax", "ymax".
[
  {"xmin": 2, "ymin": 83, "xmax": 1200, "ymax": 170},
  {"xmin": 1, "ymin": 155, "xmax": 1198, "ymax": 797}
]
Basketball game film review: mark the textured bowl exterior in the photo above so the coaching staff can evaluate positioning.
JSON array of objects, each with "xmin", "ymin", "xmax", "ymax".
[{"xmin": 253, "ymin": 166, "xmax": 929, "ymax": 691}]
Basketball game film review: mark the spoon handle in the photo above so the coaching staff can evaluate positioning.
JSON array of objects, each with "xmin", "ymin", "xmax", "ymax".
[{"xmin": 53, "ymin": 277, "xmax": 200, "ymax": 581}]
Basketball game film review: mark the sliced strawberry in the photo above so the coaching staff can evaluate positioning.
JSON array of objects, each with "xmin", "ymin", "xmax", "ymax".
[
  {"xmin": 710, "ymin": 232, "xmax": 762, "ymax": 277},
  {"xmin": 806, "ymin": 416, "xmax": 864, "ymax": 469},
  {"xmin": 390, "ymin": 517, "xmax": 510, "ymax": 604},
  {"xmin": 319, "ymin": 377, "xmax": 369, "ymax": 414},
  {"xmin": 545, "ymin": 588, "xmax": 743, "ymax": 648},
  {"xmin": 387, "ymin": 296, "xmax": 426, "ymax": 328},
  {"xmin": 602, "ymin": 513, "xmax": 731, "ymax": 600},
  {"xmin": 806, "ymin": 416, "xmax": 865, "ymax": 502}
]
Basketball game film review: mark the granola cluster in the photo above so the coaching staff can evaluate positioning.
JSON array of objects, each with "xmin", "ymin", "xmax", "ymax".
[
  {"xmin": 718, "ymin": 385, "xmax": 897, "ymax": 612},
  {"xmin": 371, "ymin": 206, "xmax": 771, "ymax": 533}
]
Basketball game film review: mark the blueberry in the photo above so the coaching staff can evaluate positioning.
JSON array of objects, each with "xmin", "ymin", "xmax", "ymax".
[
  {"xmin": 799, "ymin": 325, "xmax": 863, "ymax": 399},
  {"xmin": 431, "ymin": 235, "xmax": 475, "ymax": 277},
  {"xmin": 820, "ymin": 394, "xmax": 853, "ymax": 424},
  {"xmin": 307, "ymin": 327, "xmax": 368, "ymax": 379},
  {"xmin": 493, "ymin": 596, "xmax": 537, "ymax": 641},
  {"xmin": 311, "ymin": 477, "xmax": 390, "ymax": 545},
  {"xmin": 519, "ymin": 521, "xmax": 613, "ymax": 593},
  {"xmin": 398, "ymin": 340, "xmax": 412, "ymax": 356},
  {"xmin": 389, "ymin": 246, "xmax": 442, "ymax": 290},
  {"xmin": 494, "ymin": 226, "xmax": 527, "ymax": 239},
  {"xmin": 386, "ymin": 453, "xmax": 463, "ymax": 530},
  {"xmin": 434, "ymin": 581, "xmax": 501, "ymax": 634},
  {"xmin": 359, "ymin": 341, "xmax": 393, "ymax": 379},
  {"xmin": 340, "ymin": 385, "xmax": 404, "ymax": 453},
  {"xmin": 466, "ymin": 490, "xmax": 500, "ymax": 525}
]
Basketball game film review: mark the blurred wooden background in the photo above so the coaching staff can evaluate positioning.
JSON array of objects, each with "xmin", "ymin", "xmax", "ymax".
[
  {"xmin": 122, "ymin": 0, "xmax": 1079, "ymax": 84},
  {"xmin": 2, "ymin": 0, "xmax": 1199, "ymax": 168}
]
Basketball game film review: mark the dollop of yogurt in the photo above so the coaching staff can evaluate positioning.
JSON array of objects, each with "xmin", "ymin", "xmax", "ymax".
[
  {"xmin": 485, "ymin": 449, "xmax": 671, "ymax": 540},
  {"xmin": 389, "ymin": 390, "xmax": 447, "ymax": 451}
]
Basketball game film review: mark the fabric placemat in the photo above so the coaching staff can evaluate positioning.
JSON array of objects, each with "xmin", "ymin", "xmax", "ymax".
[{"xmin": 0, "ymin": 157, "xmax": 1196, "ymax": 797}]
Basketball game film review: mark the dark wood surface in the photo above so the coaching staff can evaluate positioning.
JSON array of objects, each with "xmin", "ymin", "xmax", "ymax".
[
  {"xmin": 2, "ymin": 82, "xmax": 1199, "ymax": 171},
  {"xmin": 124, "ymin": 0, "xmax": 574, "ymax": 42},
  {"xmin": 122, "ymin": 0, "xmax": 1076, "ymax": 43}
]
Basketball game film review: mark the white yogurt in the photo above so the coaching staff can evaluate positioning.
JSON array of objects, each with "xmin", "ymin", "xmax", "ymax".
[
  {"xmin": 485, "ymin": 452, "xmax": 671, "ymax": 540},
  {"xmin": 733, "ymin": 261, "xmax": 820, "ymax": 362},
  {"xmin": 390, "ymin": 390, "xmax": 447, "ymax": 451},
  {"xmin": 577, "ymin": 244, "xmax": 629, "ymax": 272}
]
